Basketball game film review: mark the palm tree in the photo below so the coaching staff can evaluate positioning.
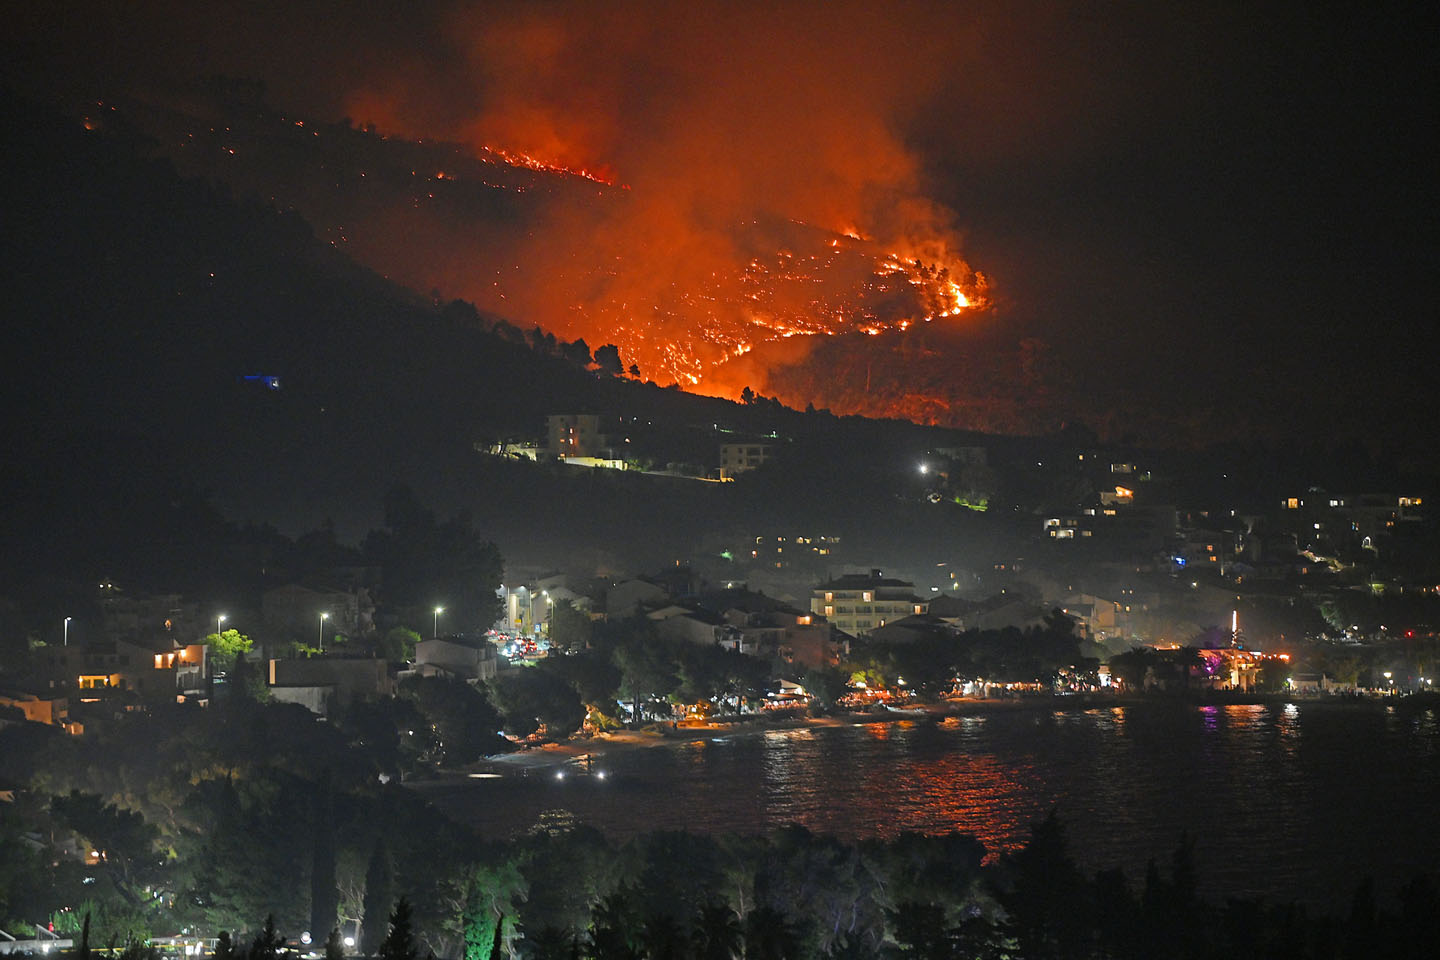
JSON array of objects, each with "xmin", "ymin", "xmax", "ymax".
[
  {"xmin": 588, "ymin": 892, "xmax": 641, "ymax": 960},
  {"xmin": 1173, "ymin": 646, "xmax": 1203, "ymax": 691},
  {"xmin": 692, "ymin": 902, "xmax": 742, "ymax": 960},
  {"xmin": 743, "ymin": 906, "xmax": 799, "ymax": 960},
  {"xmin": 820, "ymin": 931, "xmax": 879, "ymax": 959},
  {"xmin": 1108, "ymin": 647, "xmax": 1160, "ymax": 692},
  {"xmin": 638, "ymin": 913, "xmax": 688, "ymax": 960}
]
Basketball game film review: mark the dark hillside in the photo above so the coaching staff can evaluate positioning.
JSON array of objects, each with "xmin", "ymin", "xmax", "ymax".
[{"xmin": 2, "ymin": 91, "xmax": 1015, "ymax": 588}]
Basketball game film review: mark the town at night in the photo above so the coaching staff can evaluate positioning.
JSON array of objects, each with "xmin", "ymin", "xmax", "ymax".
[{"xmin": 2, "ymin": 2, "xmax": 1437, "ymax": 958}]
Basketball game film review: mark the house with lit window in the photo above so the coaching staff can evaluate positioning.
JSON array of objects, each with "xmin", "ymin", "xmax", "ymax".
[
  {"xmin": 719, "ymin": 442, "xmax": 774, "ymax": 479},
  {"xmin": 810, "ymin": 570, "xmax": 926, "ymax": 637},
  {"xmin": 41, "ymin": 638, "xmax": 209, "ymax": 701},
  {"xmin": 696, "ymin": 587, "xmax": 843, "ymax": 664},
  {"xmin": 547, "ymin": 414, "xmax": 609, "ymax": 458},
  {"xmin": 0, "ymin": 690, "xmax": 79, "ymax": 733}
]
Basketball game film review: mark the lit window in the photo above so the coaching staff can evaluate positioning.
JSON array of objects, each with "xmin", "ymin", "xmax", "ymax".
[{"xmin": 862, "ymin": 591, "xmax": 873, "ymax": 602}]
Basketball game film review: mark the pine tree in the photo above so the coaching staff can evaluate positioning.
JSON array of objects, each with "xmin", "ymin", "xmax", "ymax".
[
  {"xmin": 77, "ymin": 913, "xmax": 91, "ymax": 960},
  {"xmin": 251, "ymin": 915, "xmax": 283, "ymax": 960},
  {"xmin": 324, "ymin": 928, "xmax": 344, "ymax": 960},
  {"xmin": 377, "ymin": 898, "xmax": 416, "ymax": 960},
  {"xmin": 361, "ymin": 841, "xmax": 395, "ymax": 956},
  {"xmin": 488, "ymin": 916, "xmax": 503, "ymax": 960},
  {"xmin": 310, "ymin": 771, "xmax": 339, "ymax": 941}
]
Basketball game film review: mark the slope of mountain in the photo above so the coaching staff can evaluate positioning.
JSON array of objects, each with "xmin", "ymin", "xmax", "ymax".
[{"xmin": 3, "ymin": 90, "xmax": 1013, "ymax": 590}]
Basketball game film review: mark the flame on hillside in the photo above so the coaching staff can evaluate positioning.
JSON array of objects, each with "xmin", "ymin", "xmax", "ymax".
[
  {"xmin": 331, "ymin": 1, "xmax": 995, "ymax": 405},
  {"xmin": 480, "ymin": 145, "xmax": 623, "ymax": 188}
]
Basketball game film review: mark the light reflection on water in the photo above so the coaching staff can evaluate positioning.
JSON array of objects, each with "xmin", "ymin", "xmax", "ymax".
[{"xmin": 433, "ymin": 702, "xmax": 1440, "ymax": 910}]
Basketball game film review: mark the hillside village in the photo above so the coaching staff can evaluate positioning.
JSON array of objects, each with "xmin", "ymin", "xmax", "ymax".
[{"xmin": 6, "ymin": 409, "xmax": 1435, "ymax": 739}]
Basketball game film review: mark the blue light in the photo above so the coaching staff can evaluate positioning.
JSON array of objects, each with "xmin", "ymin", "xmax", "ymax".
[{"xmin": 1173, "ymin": 556, "xmax": 1187, "ymax": 567}]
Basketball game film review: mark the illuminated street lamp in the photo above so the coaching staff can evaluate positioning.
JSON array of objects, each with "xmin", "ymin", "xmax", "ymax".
[
  {"xmin": 1384, "ymin": 670, "xmax": 1393, "ymax": 695},
  {"xmin": 217, "ymin": 613, "xmax": 227, "ymax": 637},
  {"xmin": 319, "ymin": 612, "xmax": 329, "ymax": 652},
  {"xmin": 63, "ymin": 616, "xmax": 72, "ymax": 647},
  {"xmin": 433, "ymin": 606, "xmax": 444, "ymax": 639}
]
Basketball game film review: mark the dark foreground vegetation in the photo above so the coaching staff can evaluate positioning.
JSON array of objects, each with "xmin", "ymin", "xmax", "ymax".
[{"xmin": 3, "ymin": 692, "xmax": 1437, "ymax": 960}]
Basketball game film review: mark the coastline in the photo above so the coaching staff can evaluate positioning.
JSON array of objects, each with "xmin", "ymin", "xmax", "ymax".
[{"xmin": 416, "ymin": 690, "xmax": 1414, "ymax": 781}]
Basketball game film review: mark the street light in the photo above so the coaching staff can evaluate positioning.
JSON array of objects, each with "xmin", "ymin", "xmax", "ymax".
[
  {"xmin": 433, "ymin": 606, "xmax": 444, "ymax": 639},
  {"xmin": 319, "ymin": 612, "xmax": 329, "ymax": 652},
  {"xmin": 63, "ymin": 616, "xmax": 72, "ymax": 647},
  {"xmin": 217, "ymin": 613, "xmax": 227, "ymax": 637}
]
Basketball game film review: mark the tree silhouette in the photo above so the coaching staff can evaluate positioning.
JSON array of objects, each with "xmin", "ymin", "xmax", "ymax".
[
  {"xmin": 587, "ymin": 891, "xmax": 642, "ymax": 960},
  {"xmin": 250, "ymin": 915, "xmax": 283, "ymax": 960},
  {"xmin": 691, "ymin": 902, "xmax": 741, "ymax": 960},
  {"xmin": 742, "ymin": 906, "xmax": 799, "ymax": 960},
  {"xmin": 594, "ymin": 344, "xmax": 624, "ymax": 377},
  {"xmin": 378, "ymin": 897, "xmax": 417, "ymax": 960},
  {"xmin": 309, "ymin": 771, "xmax": 338, "ymax": 942},
  {"xmin": 361, "ymin": 840, "xmax": 394, "ymax": 956}
]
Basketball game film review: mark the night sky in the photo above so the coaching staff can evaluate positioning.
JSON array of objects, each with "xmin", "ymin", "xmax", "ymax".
[{"xmin": 7, "ymin": 0, "xmax": 1436, "ymax": 447}]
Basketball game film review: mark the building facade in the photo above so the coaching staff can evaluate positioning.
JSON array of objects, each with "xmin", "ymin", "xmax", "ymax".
[
  {"xmin": 719, "ymin": 442, "xmax": 774, "ymax": 479},
  {"xmin": 547, "ymin": 414, "xmax": 608, "ymax": 458},
  {"xmin": 810, "ymin": 570, "xmax": 926, "ymax": 637}
]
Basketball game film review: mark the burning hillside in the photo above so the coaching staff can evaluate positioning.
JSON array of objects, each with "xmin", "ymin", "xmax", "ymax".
[
  {"xmin": 288, "ymin": 3, "xmax": 1000, "ymax": 406},
  {"xmin": 111, "ymin": 79, "xmax": 989, "ymax": 408},
  {"xmin": 475, "ymin": 212, "xmax": 988, "ymax": 394},
  {"xmin": 79, "ymin": 2, "xmax": 1013, "ymax": 422}
]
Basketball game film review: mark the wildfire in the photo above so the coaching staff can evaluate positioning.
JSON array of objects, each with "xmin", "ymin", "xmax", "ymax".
[
  {"xmin": 481, "ymin": 145, "xmax": 622, "ymax": 188},
  {"xmin": 544, "ymin": 223, "xmax": 987, "ymax": 392},
  {"xmin": 101, "ymin": 87, "xmax": 985, "ymax": 407}
]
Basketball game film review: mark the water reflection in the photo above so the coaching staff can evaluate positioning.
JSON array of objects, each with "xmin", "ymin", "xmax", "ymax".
[{"xmin": 434, "ymin": 701, "xmax": 1440, "ymax": 911}]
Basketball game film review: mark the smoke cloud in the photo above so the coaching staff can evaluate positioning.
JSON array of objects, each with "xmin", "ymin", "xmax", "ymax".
[{"xmin": 323, "ymin": 1, "xmax": 1027, "ymax": 394}]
